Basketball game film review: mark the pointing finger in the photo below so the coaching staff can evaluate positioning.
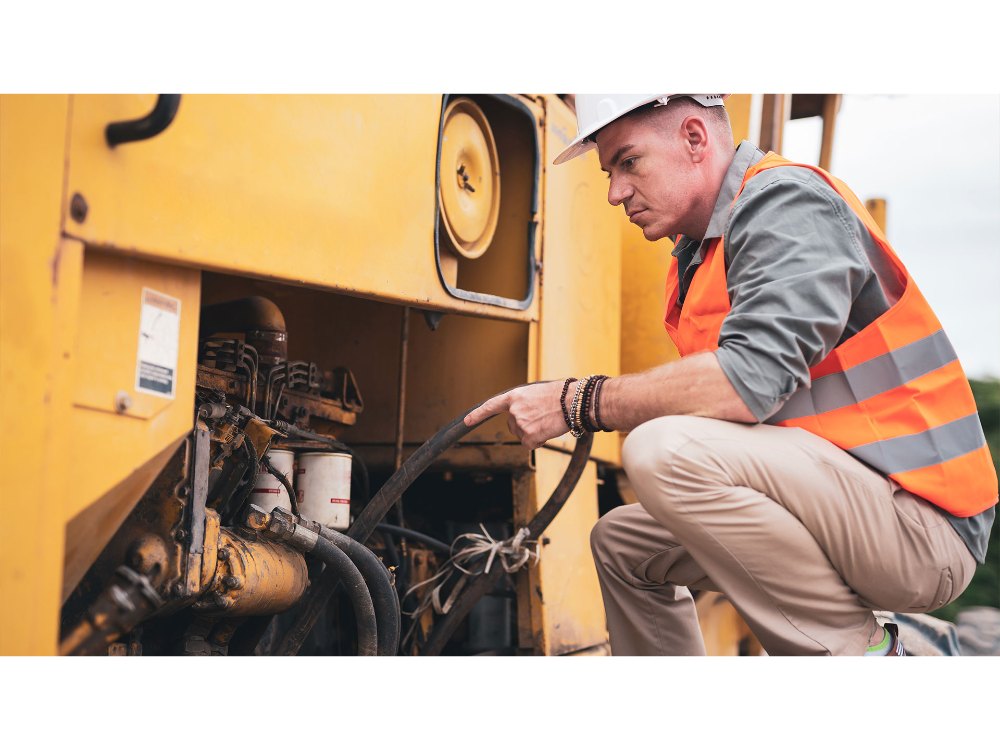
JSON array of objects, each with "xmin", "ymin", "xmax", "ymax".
[{"xmin": 464, "ymin": 393, "xmax": 512, "ymax": 427}]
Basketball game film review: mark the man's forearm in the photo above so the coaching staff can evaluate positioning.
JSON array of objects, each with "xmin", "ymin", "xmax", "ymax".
[{"xmin": 598, "ymin": 351, "xmax": 757, "ymax": 431}]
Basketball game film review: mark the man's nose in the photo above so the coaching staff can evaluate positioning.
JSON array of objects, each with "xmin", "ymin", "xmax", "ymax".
[{"xmin": 607, "ymin": 176, "xmax": 633, "ymax": 207}]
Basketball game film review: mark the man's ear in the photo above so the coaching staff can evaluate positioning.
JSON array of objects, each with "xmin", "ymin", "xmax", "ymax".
[{"xmin": 681, "ymin": 115, "xmax": 710, "ymax": 163}]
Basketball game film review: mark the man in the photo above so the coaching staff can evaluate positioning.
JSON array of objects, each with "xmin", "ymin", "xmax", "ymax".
[{"xmin": 464, "ymin": 94, "xmax": 997, "ymax": 655}]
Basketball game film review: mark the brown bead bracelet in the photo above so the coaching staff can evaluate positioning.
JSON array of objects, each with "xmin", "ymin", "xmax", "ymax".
[{"xmin": 559, "ymin": 377, "xmax": 578, "ymax": 432}]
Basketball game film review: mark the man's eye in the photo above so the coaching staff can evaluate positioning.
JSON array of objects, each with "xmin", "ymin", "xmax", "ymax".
[{"xmin": 622, "ymin": 157, "xmax": 637, "ymax": 169}]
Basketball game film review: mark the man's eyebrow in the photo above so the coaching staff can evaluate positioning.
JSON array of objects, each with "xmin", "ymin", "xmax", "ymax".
[{"xmin": 601, "ymin": 144, "xmax": 636, "ymax": 173}]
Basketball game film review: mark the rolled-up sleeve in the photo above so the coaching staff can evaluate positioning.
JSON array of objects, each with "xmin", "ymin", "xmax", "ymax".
[{"xmin": 715, "ymin": 169, "xmax": 873, "ymax": 422}]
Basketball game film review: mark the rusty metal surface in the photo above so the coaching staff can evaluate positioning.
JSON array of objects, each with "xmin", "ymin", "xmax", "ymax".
[
  {"xmin": 193, "ymin": 529, "xmax": 308, "ymax": 617},
  {"xmin": 515, "ymin": 451, "xmax": 606, "ymax": 655}
]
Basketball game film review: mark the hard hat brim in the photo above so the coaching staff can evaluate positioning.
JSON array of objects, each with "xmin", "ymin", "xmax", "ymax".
[
  {"xmin": 552, "ymin": 94, "xmax": 663, "ymax": 166},
  {"xmin": 552, "ymin": 94, "xmax": 729, "ymax": 166}
]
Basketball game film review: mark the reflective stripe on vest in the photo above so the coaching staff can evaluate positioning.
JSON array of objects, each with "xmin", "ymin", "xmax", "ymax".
[{"xmin": 662, "ymin": 152, "xmax": 997, "ymax": 517}]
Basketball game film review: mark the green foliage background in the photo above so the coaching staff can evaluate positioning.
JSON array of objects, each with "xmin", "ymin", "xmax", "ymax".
[{"xmin": 931, "ymin": 378, "xmax": 999, "ymax": 621}]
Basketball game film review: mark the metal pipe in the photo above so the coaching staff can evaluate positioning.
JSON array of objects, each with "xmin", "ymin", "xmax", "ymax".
[
  {"xmin": 60, "ymin": 566, "xmax": 164, "ymax": 656},
  {"xmin": 394, "ymin": 306, "xmax": 410, "ymax": 474},
  {"xmin": 377, "ymin": 523, "xmax": 451, "ymax": 555}
]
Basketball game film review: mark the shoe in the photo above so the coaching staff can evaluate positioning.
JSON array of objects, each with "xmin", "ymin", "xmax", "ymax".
[{"xmin": 884, "ymin": 622, "xmax": 907, "ymax": 656}]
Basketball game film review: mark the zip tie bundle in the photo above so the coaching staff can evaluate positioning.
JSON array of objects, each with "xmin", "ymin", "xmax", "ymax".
[{"xmin": 403, "ymin": 524, "xmax": 540, "ymax": 618}]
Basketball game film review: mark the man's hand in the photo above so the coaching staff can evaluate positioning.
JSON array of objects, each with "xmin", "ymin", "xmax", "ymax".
[{"xmin": 463, "ymin": 380, "xmax": 569, "ymax": 450}]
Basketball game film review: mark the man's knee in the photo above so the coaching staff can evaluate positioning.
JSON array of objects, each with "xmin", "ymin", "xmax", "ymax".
[
  {"xmin": 621, "ymin": 415, "xmax": 714, "ymax": 488},
  {"xmin": 590, "ymin": 505, "xmax": 632, "ymax": 563}
]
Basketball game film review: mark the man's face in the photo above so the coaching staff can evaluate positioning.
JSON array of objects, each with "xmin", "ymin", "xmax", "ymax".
[{"xmin": 595, "ymin": 113, "xmax": 701, "ymax": 241}]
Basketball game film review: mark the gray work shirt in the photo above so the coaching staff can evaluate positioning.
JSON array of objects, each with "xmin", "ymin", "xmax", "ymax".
[{"xmin": 672, "ymin": 140, "xmax": 994, "ymax": 563}]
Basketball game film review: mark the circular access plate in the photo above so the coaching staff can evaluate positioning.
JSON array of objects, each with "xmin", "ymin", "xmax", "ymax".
[{"xmin": 438, "ymin": 98, "xmax": 501, "ymax": 260}]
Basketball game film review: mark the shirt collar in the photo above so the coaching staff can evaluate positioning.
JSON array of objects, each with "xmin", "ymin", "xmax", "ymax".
[
  {"xmin": 672, "ymin": 140, "xmax": 765, "ymax": 256},
  {"xmin": 704, "ymin": 140, "xmax": 765, "ymax": 239}
]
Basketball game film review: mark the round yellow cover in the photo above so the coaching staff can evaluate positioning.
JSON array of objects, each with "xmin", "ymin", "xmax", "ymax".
[{"xmin": 438, "ymin": 98, "xmax": 501, "ymax": 259}]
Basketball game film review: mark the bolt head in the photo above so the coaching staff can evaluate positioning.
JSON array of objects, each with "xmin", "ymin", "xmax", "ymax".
[
  {"xmin": 217, "ymin": 548, "xmax": 230, "ymax": 561},
  {"xmin": 70, "ymin": 193, "xmax": 88, "ymax": 223},
  {"xmin": 114, "ymin": 390, "xmax": 132, "ymax": 414}
]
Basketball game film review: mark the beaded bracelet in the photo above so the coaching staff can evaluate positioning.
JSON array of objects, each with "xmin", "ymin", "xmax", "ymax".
[
  {"xmin": 569, "ymin": 375, "xmax": 592, "ymax": 438},
  {"xmin": 559, "ymin": 377, "xmax": 577, "ymax": 432},
  {"xmin": 593, "ymin": 375, "xmax": 611, "ymax": 432},
  {"xmin": 580, "ymin": 375, "xmax": 601, "ymax": 432}
]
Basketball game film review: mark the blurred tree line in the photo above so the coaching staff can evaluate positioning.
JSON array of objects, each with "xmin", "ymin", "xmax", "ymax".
[{"xmin": 931, "ymin": 377, "xmax": 999, "ymax": 621}]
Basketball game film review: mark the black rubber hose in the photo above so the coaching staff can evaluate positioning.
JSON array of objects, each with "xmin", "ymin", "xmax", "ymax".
[
  {"xmin": 314, "ymin": 525, "xmax": 400, "ymax": 656},
  {"xmin": 307, "ymin": 535, "xmax": 378, "ymax": 656},
  {"xmin": 274, "ymin": 387, "xmax": 593, "ymax": 657},
  {"xmin": 419, "ymin": 430, "xmax": 593, "ymax": 655},
  {"xmin": 262, "ymin": 454, "xmax": 299, "ymax": 516},
  {"xmin": 377, "ymin": 523, "xmax": 452, "ymax": 555}
]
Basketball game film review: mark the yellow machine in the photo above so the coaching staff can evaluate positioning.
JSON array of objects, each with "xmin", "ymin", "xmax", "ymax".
[{"xmin": 0, "ymin": 93, "xmax": 842, "ymax": 656}]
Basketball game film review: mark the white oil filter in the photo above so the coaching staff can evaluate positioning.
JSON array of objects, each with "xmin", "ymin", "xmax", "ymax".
[
  {"xmin": 251, "ymin": 448, "xmax": 295, "ymax": 513},
  {"xmin": 296, "ymin": 451, "xmax": 352, "ymax": 530}
]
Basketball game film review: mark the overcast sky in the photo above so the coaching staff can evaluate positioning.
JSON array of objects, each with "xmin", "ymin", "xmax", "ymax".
[{"xmin": 782, "ymin": 95, "xmax": 1000, "ymax": 379}]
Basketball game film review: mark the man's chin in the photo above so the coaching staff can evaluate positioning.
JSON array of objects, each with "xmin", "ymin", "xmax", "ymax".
[{"xmin": 641, "ymin": 224, "xmax": 671, "ymax": 242}]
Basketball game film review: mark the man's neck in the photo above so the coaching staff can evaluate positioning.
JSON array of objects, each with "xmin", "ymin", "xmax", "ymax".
[{"xmin": 685, "ymin": 146, "xmax": 738, "ymax": 241}]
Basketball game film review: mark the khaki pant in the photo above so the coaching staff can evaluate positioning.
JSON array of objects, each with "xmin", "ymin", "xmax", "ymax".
[{"xmin": 591, "ymin": 416, "xmax": 976, "ymax": 655}]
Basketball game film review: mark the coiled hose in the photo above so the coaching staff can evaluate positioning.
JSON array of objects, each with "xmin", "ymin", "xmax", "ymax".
[{"xmin": 274, "ymin": 389, "xmax": 593, "ymax": 656}]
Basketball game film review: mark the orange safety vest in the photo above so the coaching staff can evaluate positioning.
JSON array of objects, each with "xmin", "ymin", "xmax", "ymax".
[{"xmin": 663, "ymin": 152, "xmax": 997, "ymax": 517}]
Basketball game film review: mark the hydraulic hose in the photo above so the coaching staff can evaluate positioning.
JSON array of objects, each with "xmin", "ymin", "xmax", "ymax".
[
  {"xmin": 274, "ymin": 387, "xmax": 593, "ymax": 657},
  {"xmin": 246, "ymin": 506, "xmax": 379, "ymax": 657},
  {"xmin": 308, "ymin": 535, "xmax": 378, "ymax": 656},
  {"xmin": 419, "ymin": 428, "xmax": 593, "ymax": 655},
  {"xmin": 262, "ymin": 454, "xmax": 299, "ymax": 516},
  {"xmin": 311, "ymin": 522, "xmax": 400, "ymax": 656}
]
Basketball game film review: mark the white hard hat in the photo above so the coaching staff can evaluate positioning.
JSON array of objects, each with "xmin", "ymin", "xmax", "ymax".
[{"xmin": 553, "ymin": 94, "xmax": 728, "ymax": 165}]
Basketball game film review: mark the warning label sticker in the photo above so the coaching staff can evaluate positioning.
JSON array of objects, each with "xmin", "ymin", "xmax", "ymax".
[{"xmin": 135, "ymin": 288, "xmax": 181, "ymax": 398}]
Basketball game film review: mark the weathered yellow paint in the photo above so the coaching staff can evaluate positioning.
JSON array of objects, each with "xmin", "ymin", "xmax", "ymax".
[
  {"xmin": 67, "ymin": 250, "xmax": 201, "ymax": 523},
  {"xmin": 726, "ymin": 94, "xmax": 754, "ymax": 148},
  {"xmin": 618, "ymin": 225, "xmax": 680, "ymax": 379},
  {"xmin": 539, "ymin": 97, "xmax": 623, "ymax": 464},
  {"xmin": 0, "ymin": 95, "xmax": 71, "ymax": 654},
  {"xmin": 1, "ymin": 94, "xmax": 784, "ymax": 656},
  {"xmin": 63, "ymin": 94, "xmax": 538, "ymax": 323},
  {"xmin": 517, "ymin": 449, "xmax": 605, "ymax": 655}
]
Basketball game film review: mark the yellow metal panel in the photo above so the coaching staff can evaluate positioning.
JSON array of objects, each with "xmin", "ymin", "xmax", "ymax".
[
  {"xmin": 66, "ymin": 250, "xmax": 201, "ymax": 522},
  {"xmin": 0, "ymin": 95, "xmax": 71, "ymax": 654},
  {"xmin": 726, "ymin": 94, "xmax": 754, "ymax": 144},
  {"xmin": 63, "ymin": 94, "xmax": 536, "ymax": 322},
  {"xmin": 539, "ymin": 98, "xmax": 622, "ymax": 464},
  {"xmin": 61, "ymin": 437, "xmax": 182, "ymax": 602},
  {"xmin": 619, "ymin": 223, "xmax": 680, "ymax": 379},
  {"xmin": 517, "ymin": 449, "xmax": 605, "ymax": 655}
]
